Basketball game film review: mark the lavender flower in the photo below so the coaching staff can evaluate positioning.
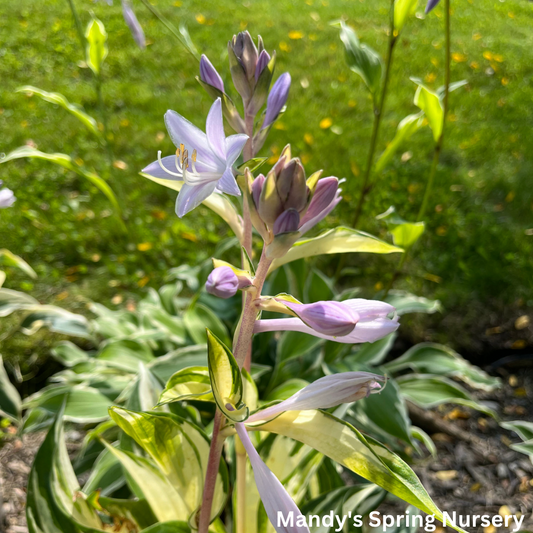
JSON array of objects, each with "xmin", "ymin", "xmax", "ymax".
[
  {"xmin": 235, "ymin": 423, "xmax": 310, "ymax": 533},
  {"xmin": 0, "ymin": 181, "xmax": 15, "ymax": 209},
  {"xmin": 142, "ymin": 98, "xmax": 248, "ymax": 217},
  {"xmin": 247, "ymin": 372, "xmax": 385, "ymax": 423},
  {"xmin": 255, "ymin": 299, "xmax": 398, "ymax": 343},
  {"xmin": 121, "ymin": 0, "xmax": 146, "ymax": 49},
  {"xmin": 263, "ymin": 73, "xmax": 291, "ymax": 129},
  {"xmin": 200, "ymin": 55, "xmax": 225, "ymax": 93}
]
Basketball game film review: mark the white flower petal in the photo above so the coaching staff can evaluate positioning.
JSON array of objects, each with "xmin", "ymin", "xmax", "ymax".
[
  {"xmin": 205, "ymin": 98, "xmax": 226, "ymax": 162},
  {"xmin": 175, "ymin": 181, "xmax": 217, "ymax": 218},
  {"xmin": 216, "ymin": 167, "xmax": 241, "ymax": 197},
  {"xmin": 226, "ymin": 134, "xmax": 249, "ymax": 167}
]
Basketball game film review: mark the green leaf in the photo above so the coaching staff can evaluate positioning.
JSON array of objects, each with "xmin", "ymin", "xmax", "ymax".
[
  {"xmin": 158, "ymin": 366, "xmax": 213, "ymax": 405},
  {"xmin": 359, "ymin": 376, "xmax": 413, "ymax": 445},
  {"xmin": 20, "ymin": 305, "xmax": 91, "ymax": 338},
  {"xmin": 149, "ymin": 345, "xmax": 208, "ymax": 383},
  {"xmin": 103, "ymin": 441, "xmax": 190, "ymax": 522},
  {"xmin": 265, "ymin": 379, "xmax": 309, "ymax": 402},
  {"xmin": 269, "ymin": 227, "xmax": 402, "ymax": 272},
  {"xmin": 184, "ymin": 303, "xmax": 230, "ymax": 347},
  {"xmin": 256, "ymin": 410, "xmax": 467, "ymax": 533},
  {"xmin": 0, "ymin": 287, "xmax": 39, "ymax": 317},
  {"xmin": 396, "ymin": 374, "xmax": 497, "ymax": 417},
  {"xmin": 51, "ymin": 341, "xmax": 89, "ymax": 367},
  {"xmin": 500, "ymin": 420, "xmax": 533, "ymax": 442},
  {"xmin": 348, "ymin": 332, "xmax": 396, "ymax": 366},
  {"xmin": 1, "ymin": 147, "xmax": 121, "ymax": 215},
  {"xmin": 412, "ymin": 81, "xmax": 443, "ymax": 141},
  {"xmin": 376, "ymin": 206, "xmax": 425, "ymax": 248},
  {"xmin": 384, "ymin": 290, "xmax": 442, "ymax": 315},
  {"xmin": 338, "ymin": 21, "xmax": 383, "ymax": 97},
  {"xmin": 235, "ymin": 157, "xmax": 268, "ymax": 176},
  {"xmin": 394, "ymin": 0, "xmax": 419, "ymax": 32},
  {"xmin": 24, "ymin": 385, "xmax": 112, "ymax": 423},
  {"xmin": 141, "ymin": 522, "xmax": 192, "ymax": 533},
  {"xmin": 17, "ymin": 86, "xmax": 100, "ymax": 137},
  {"xmin": 109, "ymin": 407, "xmax": 228, "ymax": 522},
  {"xmin": 375, "ymin": 112, "xmax": 425, "ymax": 174},
  {"xmin": 98, "ymin": 496, "xmax": 158, "ymax": 530},
  {"xmin": 82, "ymin": 448, "xmax": 125, "ymax": 496},
  {"xmin": 384, "ymin": 343, "xmax": 501, "ymax": 391},
  {"xmin": 26, "ymin": 406, "xmax": 103, "ymax": 533},
  {"xmin": 0, "ymin": 355, "xmax": 21, "ymax": 423},
  {"xmin": 301, "ymin": 484, "xmax": 386, "ymax": 530},
  {"xmin": 510, "ymin": 439, "xmax": 533, "ymax": 457},
  {"xmin": 126, "ymin": 364, "xmax": 164, "ymax": 411},
  {"xmin": 85, "ymin": 17, "xmax": 108, "ymax": 76},
  {"xmin": 411, "ymin": 426, "xmax": 437, "ymax": 458},
  {"xmin": 97, "ymin": 339, "xmax": 154, "ymax": 373},
  {"xmin": 0, "ymin": 248, "xmax": 37, "ymax": 278},
  {"xmin": 207, "ymin": 329, "xmax": 248, "ymax": 422}
]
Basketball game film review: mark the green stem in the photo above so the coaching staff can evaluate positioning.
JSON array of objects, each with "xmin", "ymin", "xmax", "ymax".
[
  {"xmin": 95, "ymin": 76, "xmax": 114, "ymax": 169},
  {"xmin": 384, "ymin": 0, "xmax": 451, "ymax": 297},
  {"xmin": 65, "ymin": 0, "xmax": 86, "ymax": 54},
  {"xmin": 138, "ymin": 0, "xmax": 199, "ymax": 63},
  {"xmin": 352, "ymin": 0, "xmax": 398, "ymax": 229}
]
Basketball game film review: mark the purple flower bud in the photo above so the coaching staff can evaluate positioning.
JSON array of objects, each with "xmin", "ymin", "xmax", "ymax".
[
  {"xmin": 251, "ymin": 174, "xmax": 265, "ymax": 207},
  {"xmin": 200, "ymin": 54, "xmax": 225, "ymax": 93},
  {"xmin": 282, "ymin": 300, "xmax": 359, "ymax": 337},
  {"xmin": 0, "ymin": 182, "xmax": 15, "ymax": 209},
  {"xmin": 121, "ymin": 0, "xmax": 146, "ymax": 49},
  {"xmin": 425, "ymin": 0, "xmax": 441, "ymax": 12},
  {"xmin": 263, "ymin": 73, "xmax": 291, "ymax": 129},
  {"xmin": 247, "ymin": 372, "xmax": 386, "ymax": 423},
  {"xmin": 205, "ymin": 266, "xmax": 239, "ymax": 299},
  {"xmin": 273, "ymin": 208, "xmax": 300, "ymax": 235},
  {"xmin": 300, "ymin": 177, "xmax": 339, "ymax": 226},
  {"xmin": 255, "ymin": 50, "xmax": 270, "ymax": 81}
]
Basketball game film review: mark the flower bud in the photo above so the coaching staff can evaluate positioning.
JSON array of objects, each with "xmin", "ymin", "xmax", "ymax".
[
  {"xmin": 263, "ymin": 72, "xmax": 291, "ymax": 129},
  {"xmin": 251, "ymin": 174, "xmax": 265, "ymax": 208},
  {"xmin": 273, "ymin": 208, "xmax": 300, "ymax": 235},
  {"xmin": 282, "ymin": 300, "xmax": 359, "ymax": 337},
  {"xmin": 200, "ymin": 54, "xmax": 225, "ymax": 93},
  {"xmin": 425, "ymin": 0, "xmax": 441, "ymax": 13},
  {"xmin": 255, "ymin": 50, "xmax": 270, "ymax": 81},
  {"xmin": 205, "ymin": 266, "xmax": 239, "ymax": 299},
  {"xmin": 121, "ymin": 0, "xmax": 146, "ymax": 49},
  {"xmin": 299, "ymin": 177, "xmax": 339, "ymax": 227}
]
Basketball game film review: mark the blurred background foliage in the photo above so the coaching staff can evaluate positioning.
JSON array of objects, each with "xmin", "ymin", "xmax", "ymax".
[{"xmin": 1, "ymin": 0, "xmax": 532, "ymax": 368}]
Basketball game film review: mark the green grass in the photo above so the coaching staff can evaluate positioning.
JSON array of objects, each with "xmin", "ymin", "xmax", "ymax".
[{"xmin": 1, "ymin": 0, "xmax": 532, "ymax": 360}]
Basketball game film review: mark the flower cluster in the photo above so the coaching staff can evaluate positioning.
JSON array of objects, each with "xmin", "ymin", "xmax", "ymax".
[{"xmin": 143, "ymin": 30, "xmax": 399, "ymax": 533}]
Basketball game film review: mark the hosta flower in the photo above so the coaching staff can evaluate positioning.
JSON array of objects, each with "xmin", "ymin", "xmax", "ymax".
[
  {"xmin": 121, "ymin": 0, "xmax": 146, "ymax": 49},
  {"xmin": 254, "ymin": 299, "xmax": 398, "ymax": 343},
  {"xmin": 235, "ymin": 423, "xmax": 310, "ymax": 533},
  {"xmin": 205, "ymin": 266, "xmax": 253, "ymax": 299},
  {"xmin": 245, "ymin": 145, "xmax": 341, "ymax": 255},
  {"xmin": 247, "ymin": 372, "xmax": 385, "ymax": 423},
  {"xmin": 0, "ymin": 181, "xmax": 15, "ymax": 209},
  {"xmin": 200, "ymin": 55, "xmax": 225, "ymax": 93},
  {"xmin": 143, "ymin": 98, "xmax": 248, "ymax": 217},
  {"xmin": 263, "ymin": 72, "xmax": 291, "ymax": 129}
]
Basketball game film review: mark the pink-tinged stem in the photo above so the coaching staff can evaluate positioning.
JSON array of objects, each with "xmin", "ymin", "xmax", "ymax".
[
  {"xmin": 243, "ymin": 112, "xmax": 255, "ymax": 160},
  {"xmin": 197, "ymin": 409, "xmax": 224, "ymax": 533}
]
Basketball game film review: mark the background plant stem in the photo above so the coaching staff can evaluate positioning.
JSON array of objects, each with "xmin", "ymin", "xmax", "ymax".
[
  {"xmin": 384, "ymin": 0, "xmax": 451, "ymax": 297},
  {"xmin": 351, "ymin": 0, "xmax": 397, "ymax": 229},
  {"xmin": 65, "ymin": 0, "xmax": 86, "ymax": 54}
]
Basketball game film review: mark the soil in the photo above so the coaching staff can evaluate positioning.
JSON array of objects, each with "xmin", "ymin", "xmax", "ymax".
[{"xmin": 1, "ymin": 369, "xmax": 532, "ymax": 533}]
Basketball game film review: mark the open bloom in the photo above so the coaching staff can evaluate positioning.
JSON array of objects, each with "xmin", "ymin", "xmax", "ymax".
[
  {"xmin": 0, "ymin": 181, "xmax": 15, "ymax": 209},
  {"xmin": 245, "ymin": 145, "xmax": 342, "ymax": 255},
  {"xmin": 254, "ymin": 299, "xmax": 398, "ymax": 343},
  {"xmin": 142, "ymin": 98, "xmax": 248, "ymax": 217},
  {"xmin": 247, "ymin": 372, "xmax": 385, "ymax": 423},
  {"xmin": 235, "ymin": 423, "xmax": 310, "ymax": 533}
]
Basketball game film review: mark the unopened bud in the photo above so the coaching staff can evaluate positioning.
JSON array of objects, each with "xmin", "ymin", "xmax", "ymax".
[
  {"xmin": 273, "ymin": 208, "xmax": 300, "ymax": 235},
  {"xmin": 263, "ymin": 73, "xmax": 291, "ymax": 129},
  {"xmin": 200, "ymin": 54, "xmax": 225, "ymax": 93},
  {"xmin": 205, "ymin": 266, "xmax": 239, "ymax": 299}
]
